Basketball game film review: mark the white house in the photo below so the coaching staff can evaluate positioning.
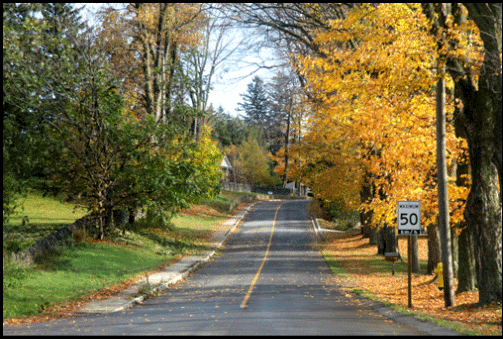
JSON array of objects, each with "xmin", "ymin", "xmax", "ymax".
[
  {"xmin": 220, "ymin": 155, "xmax": 233, "ymax": 182},
  {"xmin": 286, "ymin": 181, "xmax": 312, "ymax": 196}
]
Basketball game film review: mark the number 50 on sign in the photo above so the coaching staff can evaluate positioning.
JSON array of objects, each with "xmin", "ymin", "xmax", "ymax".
[{"xmin": 397, "ymin": 201, "xmax": 421, "ymax": 235}]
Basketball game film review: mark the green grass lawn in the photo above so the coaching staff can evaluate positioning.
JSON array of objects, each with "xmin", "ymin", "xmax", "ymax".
[
  {"xmin": 3, "ymin": 189, "xmax": 247, "ymax": 320},
  {"xmin": 203, "ymin": 190, "xmax": 261, "ymax": 213},
  {"xmin": 6, "ymin": 190, "xmax": 88, "ymax": 226},
  {"xmin": 3, "ymin": 242, "xmax": 175, "ymax": 319},
  {"xmin": 3, "ymin": 190, "xmax": 88, "ymax": 252}
]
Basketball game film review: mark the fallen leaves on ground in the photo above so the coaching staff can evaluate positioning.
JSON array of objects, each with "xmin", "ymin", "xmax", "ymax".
[
  {"xmin": 180, "ymin": 204, "xmax": 225, "ymax": 218},
  {"xmin": 324, "ymin": 233, "xmax": 502, "ymax": 335}
]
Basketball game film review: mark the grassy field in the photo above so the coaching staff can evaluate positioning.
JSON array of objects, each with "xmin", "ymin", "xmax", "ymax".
[
  {"xmin": 3, "ymin": 190, "xmax": 250, "ymax": 321},
  {"xmin": 3, "ymin": 242, "xmax": 177, "ymax": 319},
  {"xmin": 3, "ymin": 190, "xmax": 88, "ymax": 253}
]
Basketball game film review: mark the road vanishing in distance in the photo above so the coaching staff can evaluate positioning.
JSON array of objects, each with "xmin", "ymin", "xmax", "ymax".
[{"xmin": 4, "ymin": 200, "xmax": 434, "ymax": 335}]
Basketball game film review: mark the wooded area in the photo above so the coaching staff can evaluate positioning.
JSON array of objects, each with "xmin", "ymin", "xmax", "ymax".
[{"xmin": 3, "ymin": 3, "xmax": 501, "ymax": 306}]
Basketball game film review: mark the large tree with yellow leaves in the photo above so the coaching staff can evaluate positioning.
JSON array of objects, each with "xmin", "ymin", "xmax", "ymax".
[{"xmin": 234, "ymin": 3, "xmax": 500, "ymax": 305}]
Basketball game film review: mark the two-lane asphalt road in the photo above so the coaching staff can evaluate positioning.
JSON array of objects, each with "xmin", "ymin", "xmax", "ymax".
[{"xmin": 4, "ymin": 200, "xmax": 431, "ymax": 335}]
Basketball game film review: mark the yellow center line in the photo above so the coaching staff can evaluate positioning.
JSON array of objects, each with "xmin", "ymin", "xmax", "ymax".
[{"xmin": 241, "ymin": 202, "xmax": 286, "ymax": 308}]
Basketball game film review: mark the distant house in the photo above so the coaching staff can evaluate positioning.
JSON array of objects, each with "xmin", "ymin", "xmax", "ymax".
[
  {"xmin": 286, "ymin": 181, "xmax": 312, "ymax": 196},
  {"xmin": 220, "ymin": 155, "xmax": 233, "ymax": 182}
]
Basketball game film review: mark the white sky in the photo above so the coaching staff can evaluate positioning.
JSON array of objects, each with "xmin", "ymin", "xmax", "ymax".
[
  {"xmin": 79, "ymin": 3, "xmax": 279, "ymax": 118},
  {"xmin": 208, "ymin": 60, "xmax": 276, "ymax": 118}
]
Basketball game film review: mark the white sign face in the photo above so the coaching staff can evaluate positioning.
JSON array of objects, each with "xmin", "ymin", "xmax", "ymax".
[{"xmin": 397, "ymin": 201, "xmax": 421, "ymax": 235}]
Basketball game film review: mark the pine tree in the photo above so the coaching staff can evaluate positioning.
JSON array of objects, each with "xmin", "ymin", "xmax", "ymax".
[
  {"xmin": 40, "ymin": 3, "xmax": 85, "ymax": 35},
  {"xmin": 238, "ymin": 76, "xmax": 269, "ymax": 126},
  {"xmin": 3, "ymin": 3, "xmax": 86, "ymax": 219}
]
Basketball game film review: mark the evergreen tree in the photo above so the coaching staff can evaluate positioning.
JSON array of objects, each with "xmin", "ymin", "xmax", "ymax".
[
  {"xmin": 211, "ymin": 106, "xmax": 234, "ymax": 148},
  {"xmin": 3, "ymin": 3, "xmax": 85, "ymax": 219},
  {"xmin": 40, "ymin": 3, "xmax": 86, "ymax": 35},
  {"xmin": 211, "ymin": 105, "xmax": 265, "ymax": 149},
  {"xmin": 238, "ymin": 76, "xmax": 270, "ymax": 126}
]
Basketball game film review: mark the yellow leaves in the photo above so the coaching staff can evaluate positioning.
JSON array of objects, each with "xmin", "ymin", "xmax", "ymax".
[
  {"xmin": 188, "ymin": 125, "xmax": 223, "ymax": 189},
  {"xmin": 294, "ymin": 3, "xmax": 471, "ymax": 229},
  {"xmin": 432, "ymin": 5, "xmax": 484, "ymax": 82},
  {"xmin": 325, "ymin": 234, "xmax": 501, "ymax": 334}
]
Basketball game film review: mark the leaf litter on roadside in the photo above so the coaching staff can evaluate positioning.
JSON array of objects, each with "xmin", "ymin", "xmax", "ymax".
[{"xmin": 323, "ymin": 233, "xmax": 502, "ymax": 335}]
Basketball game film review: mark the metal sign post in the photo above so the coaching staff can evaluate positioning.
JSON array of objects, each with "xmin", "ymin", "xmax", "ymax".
[
  {"xmin": 407, "ymin": 235, "xmax": 412, "ymax": 308},
  {"xmin": 397, "ymin": 201, "xmax": 421, "ymax": 308}
]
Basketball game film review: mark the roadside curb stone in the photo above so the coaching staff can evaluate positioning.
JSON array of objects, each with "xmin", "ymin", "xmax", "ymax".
[
  {"xmin": 348, "ymin": 290, "xmax": 461, "ymax": 335},
  {"xmin": 77, "ymin": 200, "xmax": 259, "ymax": 314}
]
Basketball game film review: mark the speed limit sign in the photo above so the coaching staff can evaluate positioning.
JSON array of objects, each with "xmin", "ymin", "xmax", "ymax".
[{"xmin": 397, "ymin": 201, "xmax": 421, "ymax": 235}]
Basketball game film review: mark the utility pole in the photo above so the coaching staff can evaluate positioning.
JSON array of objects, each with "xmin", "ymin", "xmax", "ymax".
[
  {"xmin": 283, "ymin": 107, "xmax": 291, "ymax": 188},
  {"xmin": 436, "ymin": 64, "xmax": 455, "ymax": 308}
]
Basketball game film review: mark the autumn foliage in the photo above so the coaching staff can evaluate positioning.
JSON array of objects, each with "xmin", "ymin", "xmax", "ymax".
[
  {"xmin": 3, "ymin": 3, "xmax": 224, "ymax": 238},
  {"xmin": 324, "ymin": 232, "xmax": 501, "ymax": 335},
  {"xmin": 289, "ymin": 3, "xmax": 477, "ymax": 228}
]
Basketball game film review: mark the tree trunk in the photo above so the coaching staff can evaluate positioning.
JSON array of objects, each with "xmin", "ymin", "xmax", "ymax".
[
  {"xmin": 97, "ymin": 191, "xmax": 105, "ymax": 240},
  {"xmin": 377, "ymin": 226, "xmax": 385, "ymax": 255},
  {"xmin": 382, "ymin": 225, "xmax": 397, "ymax": 254},
  {"xmin": 465, "ymin": 120, "xmax": 502, "ymax": 304},
  {"xmin": 368, "ymin": 226, "xmax": 377, "ymax": 245},
  {"xmin": 361, "ymin": 223, "xmax": 368, "ymax": 237},
  {"xmin": 124, "ymin": 207, "xmax": 136, "ymax": 236},
  {"xmin": 427, "ymin": 224, "xmax": 441, "ymax": 275},
  {"xmin": 463, "ymin": 4, "xmax": 502, "ymax": 304},
  {"xmin": 411, "ymin": 235, "xmax": 421, "ymax": 274},
  {"xmin": 463, "ymin": 3, "xmax": 502, "ymax": 208},
  {"xmin": 422, "ymin": 2, "xmax": 502, "ymax": 306},
  {"xmin": 104, "ymin": 204, "xmax": 114, "ymax": 235},
  {"xmin": 453, "ymin": 136, "xmax": 476, "ymax": 291},
  {"xmin": 456, "ymin": 224, "xmax": 477, "ymax": 293},
  {"xmin": 459, "ymin": 60, "xmax": 502, "ymax": 305},
  {"xmin": 450, "ymin": 225, "xmax": 458, "ymax": 278},
  {"xmin": 360, "ymin": 171, "xmax": 376, "ymax": 244},
  {"xmin": 98, "ymin": 213, "xmax": 104, "ymax": 240}
]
